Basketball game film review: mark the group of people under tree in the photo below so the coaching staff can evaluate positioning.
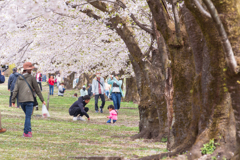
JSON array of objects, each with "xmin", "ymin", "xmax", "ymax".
[{"xmin": 1, "ymin": 62, "xmax": 123, "ymax": 136}]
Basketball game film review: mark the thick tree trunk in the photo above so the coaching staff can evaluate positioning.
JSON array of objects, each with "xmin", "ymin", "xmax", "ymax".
[
  {"xmin": 64, "ymin": 72, "xmax": 75, "ymax": 89},
  {"xmin": 141, "ymin": 0, "xmax": 239, "ymax": 159},
  {"xmin": 123, "ymin": 77, "xmax": 140, "ymax": 104},
  {"xmin": 76, "ymin": 73, "xmax": 95, "ymax": 90}
]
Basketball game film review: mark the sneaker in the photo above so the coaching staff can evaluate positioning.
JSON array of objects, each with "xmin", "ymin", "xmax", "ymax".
[
  {"xmin": 95, "ymin": 110, "xmax": 98, "ymax": 113},
  {"xmin": 77, "ymin": 116, "xmax": 86, "ymax": 121},
  {"xmin": 0, "ymin": 128, "xmax": 6, "ymax": 133},
  {"xmin": 36, "ymin": 106, "xmax": 38, "ymax": 110},
  {"xmin": 73, "ymin": 117, "xmax": 77, "ymax": 121},
  {"xmin": 100, "ymin": 108, "xmax": 103, "ymax": 113},
  {"xmin": 28, "ymin": 132, "xmax": 32, "ymax": 136},
  {"xmin": 23, "ymin": 133, "xmax": 32, "ymax": 137}
]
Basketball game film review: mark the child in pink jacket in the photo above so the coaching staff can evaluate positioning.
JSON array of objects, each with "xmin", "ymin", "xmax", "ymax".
[{"xmin": 107, "ymin": 105, "xmax": 118, "ymax": 123}]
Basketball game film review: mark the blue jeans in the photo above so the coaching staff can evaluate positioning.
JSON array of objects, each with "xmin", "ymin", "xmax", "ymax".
[
  {"xmin": 49, "ymin": 85, "xmax": 54, "ymax": 95},
  {"xmin": 112, "ymin": 93, "xmax": 121, "ymax": 110},
  {"xmin": 107, "ymin": 119, "xmax": 117, "ymax": 123},
  {"xmin": 20, "ymin": 102, "xmax": 33, "ymax": 134},
  {"xmin": 105, "ymin": 90, "xmax": 109, "ymax": 97}
]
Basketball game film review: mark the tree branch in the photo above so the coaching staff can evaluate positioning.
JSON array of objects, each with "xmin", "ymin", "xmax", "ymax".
[
  {"xmin": 193, "ymin": 0, "xmax": 211, "ymax": 18},
  {"xmin": 171, "ymin": 0, "xmax": 181, "ymax": 40},
  {"xmin": 203, "ymin": 0, "xmax": 237, "ymax": 73},
  {"xmin": 130, "ymin": 14, "xmax": 153, "ymax": 34}
]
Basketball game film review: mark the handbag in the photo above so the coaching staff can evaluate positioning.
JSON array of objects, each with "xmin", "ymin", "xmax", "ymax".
[{"xmin": 20, "ymin": 75, "xmax": 38, "ymax": 106}]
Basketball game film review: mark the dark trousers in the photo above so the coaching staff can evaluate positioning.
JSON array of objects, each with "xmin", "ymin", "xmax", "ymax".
[
  {"xmin": 20, "ymin": 102, "xmax": 34, "ymax": 134},
  {"xmin": 69, "ymin": 107, "xmax": 89, "ymax": 117},
  {"xmin": 95, "ymin": 94, "xmax": 105, "ymax": 111},
  {"xmin": 112, "ymin": 93, "xmax": 121, "ymax": 110},
  {"xmin": 10, "ymin": 92, "xmax": 19, "ymax": 107},
  {"xmin": 38, "ymin": 82, "xmax": 42, "ymax": 91}
]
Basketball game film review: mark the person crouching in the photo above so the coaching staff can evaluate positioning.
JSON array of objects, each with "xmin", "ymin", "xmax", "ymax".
[
  {"xmin": 69, "ymin": 95, "xmax": 90, "ymax": 121},
  {"xmin": 58, "ymin": 82, "xmax": 65, "ymax": 97},
  {"xmin": 106, "ymin": 105, "xmax": 117, "ymax": 123}
]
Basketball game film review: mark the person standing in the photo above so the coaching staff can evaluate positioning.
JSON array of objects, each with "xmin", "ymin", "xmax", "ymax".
[
  {"xmin": 8, "ymin": 68, "xmax": 20, "ymax": 108},
  {"xmin": 36, "ymin": 71, "xmax": 42, "ymax": 91},
  {"xmin": 57, "ymin": 74, "xmax": 61, "ymax": 87},
  {"xmin": 108, "ymin": 74, "xmax": 123, "ymax": 111},
  {"xmin": 105, "ymin": 82, "xmax": 111, "ymax": 98},
  {"xmin": 80, "ymin": 86, "xmax": 88, "ymax": 97},
  {"xmin": 92, "ymin": 73, "xmax": 105, "ymax": 113},
  {"xmin": 12, "ymin": 62, "xmax": 46, "ymax": 137},
  {"xmin": 0, "ymin": 69, "xmax": 6, "ymax": 133},
  {"xmin": 48, "ymin": 76, "xmax": 55, "ymax": 95},
  {"xmin": 87, "ymin": 84, "xmax": 93, "ymax": 97}
]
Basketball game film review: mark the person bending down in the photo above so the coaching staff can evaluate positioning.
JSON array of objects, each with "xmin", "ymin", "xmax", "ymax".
[
  {"xmin": 107, "ymin": 105, "xmax": 118, "ymax": 124},
  {"xmin": 69, "ymin": 95, "xmax": 91, "ymax": 121}
]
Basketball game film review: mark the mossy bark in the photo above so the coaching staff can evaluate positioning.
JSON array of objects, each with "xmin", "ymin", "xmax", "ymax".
[
  {"xmin": 142, "ymin": 0, "xmax": 240, "ymax": 159},
  {"xmin": 123, "ymin": 77, "xmax": 140, "ymax": 104}
]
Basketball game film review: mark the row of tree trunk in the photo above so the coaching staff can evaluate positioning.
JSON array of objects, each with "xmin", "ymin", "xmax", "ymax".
[{"xmin": 69, "ymin": 0, "xmax": 240, "ymax": 158}]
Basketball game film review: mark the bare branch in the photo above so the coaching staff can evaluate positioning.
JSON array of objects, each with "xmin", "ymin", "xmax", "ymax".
[
  {"xmin": 130, "ymin": 14, "xmax": 153, "ymax": 34},
  {"xmin": 171, "ymin": 0, "xmax": 181, "ymax": 40},
  {"xmin": 193, "ymin": 0, "xmax": 211, "ymax": 18},
  {"xmin": 203, "ymin": 0, "xmax": 237, "ymax": 73}
]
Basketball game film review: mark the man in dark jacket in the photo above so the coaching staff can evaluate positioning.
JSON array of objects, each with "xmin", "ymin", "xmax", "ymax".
[
  {"xmin": 69, "ymin": 95, "xmax": 91, "ymax": 121},
  {"xmin": 0, "ymin": 69, "xmax": 6, "ymax": 133},
  {"xmin": 87, "ymin": 84, "xmax": 93, "ymax": 97},
  {"xmin": 8, "ymin": 68, "xmax": 20, "ymax": 108}
]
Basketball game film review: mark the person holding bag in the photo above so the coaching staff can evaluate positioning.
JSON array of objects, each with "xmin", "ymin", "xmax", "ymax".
[
  {"xmin": 92, "ymin": 72, "xmax": 105, "ymax": 113},
  {"xmin": 108, "ymin": 74, "xmax": 123, "ymax": 111},
  {"xmin": 12, "ymin": 62, "xmax": 46, "ymax": 138}
]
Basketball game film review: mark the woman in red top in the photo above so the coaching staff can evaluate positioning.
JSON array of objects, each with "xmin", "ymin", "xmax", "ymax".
[{"xmin": 48, "ymin": 76, "xmax": 55, "ymax": 95}]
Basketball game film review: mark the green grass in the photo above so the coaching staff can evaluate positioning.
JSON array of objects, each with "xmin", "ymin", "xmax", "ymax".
[{"xmin": 0, "ymin": 78, "xmax": 166, "ymax": 159}]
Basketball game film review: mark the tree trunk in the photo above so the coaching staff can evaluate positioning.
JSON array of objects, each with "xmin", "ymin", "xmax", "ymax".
[
  {"xmin": 123, "ymin": 77, "xmax": 140, "ymax": 104},
  {"xmin": 141, "ymin": 0, "xmax": 240, "ymax": 159},
  {"xmin": 64, "ymin": 72, "xmax": 75, "ymax": 89}
]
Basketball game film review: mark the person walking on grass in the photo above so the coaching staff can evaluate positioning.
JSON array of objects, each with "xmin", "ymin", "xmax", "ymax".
[
  {"xmin": 108, "ymin": 74, "xmax": 123, "ymax": 111},
  {"xmin": 80, "ymin": 85, "xmax": 88, "ymax": 97},
  {"xmin": 106, "ymin": 105, "xmax": 118, "ymax": 124},
  {"xmin": 12, "ymin": 62, "xmax": 46, "ymax": 137},
  {"xmin": 58, "ymin": 82, "xmax": 66, "ymax": 97},
  {"xmin": 48, "ymin": 76, "xmax": 54, "ymax": 95},
  {"xmin": 36, "ymin": 71, "xmax": 42, "ymax": 91},
  {"xmin": 8, "ymin": 67, "xmax": 20, "ymax": 108},
  {"xmin": 0, "ymin": 69, "xmax": 6, "ymax": 133},
  {"xmin": 92, "ymin": 72, "xmax": 105, "ymax": 113},
  {"xmin": 69, "ymin": 95, "xmax": 91, "ymax": 121}
]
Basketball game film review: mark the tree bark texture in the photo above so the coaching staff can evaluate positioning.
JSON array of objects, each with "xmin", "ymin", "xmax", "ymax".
[
  {"xmin": 64, "ymin": 72, "xmax": 75, "ymax": 89},
  {"xmin": 78, "ymin": 0, "xmax": 240, "ymax": 158},
  {"xmin": 141, "ymin": 0, "xmax": 240, "ymax": 159},
  {"xmin": 123, "ymin": 77, "xmax": 140, "ymax": 104}
]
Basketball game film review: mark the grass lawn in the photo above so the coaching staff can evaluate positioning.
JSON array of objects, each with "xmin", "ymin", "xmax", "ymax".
[{"xmin": 0, "ymin": 78, "xmax": 166, "ymax": 159}]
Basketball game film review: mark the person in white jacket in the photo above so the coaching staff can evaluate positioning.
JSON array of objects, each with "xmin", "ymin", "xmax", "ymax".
[
  {"xmin": 56, "ymin": 74, "xmax": 61, "ymax": 87},
  {"xmin": 80, "ymin": 86, "xmax": 88, "ymax": 97},
  {"xmin": 92, "ymin": 73, "xmax": 105, "ymax": 113}
]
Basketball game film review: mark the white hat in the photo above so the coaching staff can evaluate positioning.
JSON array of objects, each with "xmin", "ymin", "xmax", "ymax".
[{"xmin": 83, "ymin": 86, "xmax": 86, "ymax": 88}]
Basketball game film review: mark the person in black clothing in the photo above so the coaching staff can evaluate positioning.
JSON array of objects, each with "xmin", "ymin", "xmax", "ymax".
[
  {"xmin": 69, "ymin": 95, "xmax": 91, "ymax": 121},
  {"xmin": 0, "ymin": 69, "xmax": 6, "ymax": 133},
  {"xmin": 8, "ymin": 68, "xmax": 20, "ymax": 108},
  {"xmin": 87, "ymin": 84, "xmax": 92, "ymax": 97}
]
